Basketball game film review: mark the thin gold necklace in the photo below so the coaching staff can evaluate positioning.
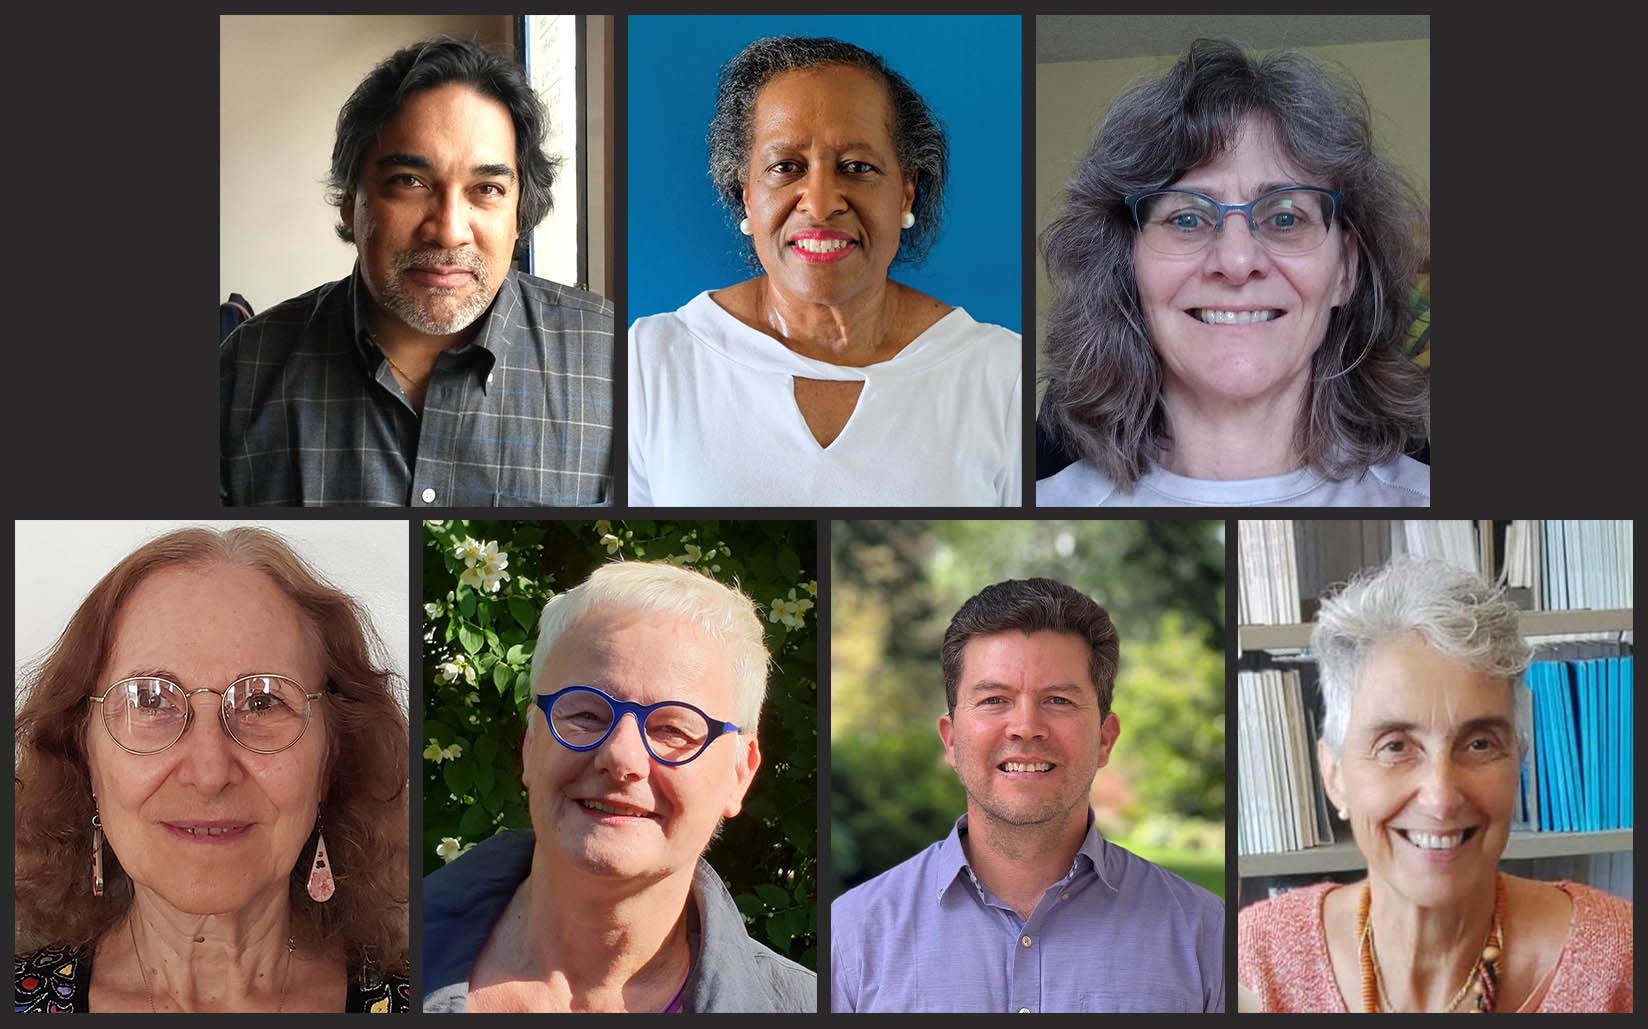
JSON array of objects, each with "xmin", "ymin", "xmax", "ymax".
[
  {"xmin": 127, "ymin": 917, "xmax": 296, "ymax": 1012},
  {"xmin": 382, "ymin": 351, "xmax": 429, "ymax": 391}
]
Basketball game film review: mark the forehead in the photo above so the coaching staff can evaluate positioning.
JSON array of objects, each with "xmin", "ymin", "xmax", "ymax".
[
  {"xmin": 367, "ymin": 82, "xmax": 518, "ymax": 169},
  {"xmin": 1171, "ymin": 115, "xmax": 1311, "ymax": 197},
  {"xmin": 545, "ymin": 608, "xmax": 734, "ymax": 708},
  {"xmin": 105, "ymin": 562, "xmax": 321, "ymax": 685},
  {"xmin": 959, "ymin": 630, "xmax": 1094, "ymax": 689},
  {"xmin": 1348, "ymin": 634, "xmax": 1513, "ymax": 734},
  {"xmin": 750, "ymin": 64, "xmax": 896, "ymax": 150}
]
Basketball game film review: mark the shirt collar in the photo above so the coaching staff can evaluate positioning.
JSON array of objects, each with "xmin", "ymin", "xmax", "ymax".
[
  {"xmin": 345, "ymin": 262, "xmax": 520, "ymax": 377},
  {"xmin": 932, "ymin": 809, "xmax": 1118, "ymax": 905}
]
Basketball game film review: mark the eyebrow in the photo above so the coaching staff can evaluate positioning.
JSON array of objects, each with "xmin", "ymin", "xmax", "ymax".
[
  {"xmin": 1172, "ymin": 180, "xmax": 1299, "ymax": 202},
  {"xmin": 963, "ymin": 681, "xmax": 1087, "ymax": 696},
  {"xmin": 1365, "ymin": 715, "xmax": 1514, "ymax": 740},
  {"xmin": 375, "ymin": 153, "xmax": 516, "ymax": 180}
]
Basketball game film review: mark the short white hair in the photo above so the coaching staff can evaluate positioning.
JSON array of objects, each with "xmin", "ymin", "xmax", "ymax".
[
  {"xmin": 1313, "ymin": 556, "xmax": 1533, "ymax": 757},
  {"xmin": 528, "ymin": 561, "xmax": 769, "ymax": 731}
]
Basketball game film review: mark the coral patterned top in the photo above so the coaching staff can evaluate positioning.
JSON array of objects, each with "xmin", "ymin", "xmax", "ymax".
[{"xmin": 1238, "ymin": 880, "xmax": 1633, "ymax": 1012}]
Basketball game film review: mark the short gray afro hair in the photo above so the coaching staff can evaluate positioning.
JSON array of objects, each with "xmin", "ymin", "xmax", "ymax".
[
  {"xmin": 706, "ymin": 36, "xmax": 949, "ymax": 267},
  {"xmin": 1312, "ymin": 556, "xmax": 1532, "ymax": 756}
]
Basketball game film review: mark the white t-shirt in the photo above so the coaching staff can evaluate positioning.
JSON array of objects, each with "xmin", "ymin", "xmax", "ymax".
[
  {"xmin": 1036, "ymin": 454, "xmax": 1430, "ymax": 507},
  {"xmin": 629, "ymin": 291, "xmax": 1022, "ymax": 506}
]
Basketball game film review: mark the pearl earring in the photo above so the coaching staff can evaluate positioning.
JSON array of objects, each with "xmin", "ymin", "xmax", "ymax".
[
  {"xmin": 738, "ymin": 218, "xmax": 752, "ymax": 236},
  {"xmin": 1337, "ymin": 807, "xmax": 1349, "ymax": 820},
  {"xmin": 900, "ymin": 211, "xmax": 915, "ymax": 229}
]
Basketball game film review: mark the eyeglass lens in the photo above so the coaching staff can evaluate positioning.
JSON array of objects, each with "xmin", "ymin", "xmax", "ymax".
[
  {"xmin": 1135, "ymin": 189, "xmax": 1334, "ymax": 255},
  {"xmin": 102, "ymin": 676, "xmax": 311, "ymax": 754},
  {"xmin": 549, "ymin": 689, "xmax": 713, "ymax": 763}
]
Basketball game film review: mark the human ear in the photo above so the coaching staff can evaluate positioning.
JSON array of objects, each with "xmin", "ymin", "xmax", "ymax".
[
  {"xmin": 722, "ymin": 736, "xmax": 762, "ymax": 818},
  {"xmin": 937, "ymin": 712, "xmax": 957, "ymax": 770},
  {"xmin": 1332, "ymin": 228, "xmax": 1360, "ymax": 308},
  {"xmin": 1318, "ymin": 737, "xmax": 1346, "ymax": 815}
]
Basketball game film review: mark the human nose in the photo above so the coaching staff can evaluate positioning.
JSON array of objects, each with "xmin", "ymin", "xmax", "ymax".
[
  {"xmin": 1414, "ymin": 754, "xmax": 1467, "ymax": 818},
  {"xmin": 795, "ymin": 165, "xmax": 848, "ymax": 220},
  {"xmin": 420, "ymin": 188, "xmax": 476, "ymax": 249},
  {"xmin": 1200, "ymin": 211, "xmax": 1269, "ymax": 280},
  {"xmin": 593, "ymin": 710, "xmax": 652, "ymax": 781},
  {"xmin": 172, "ymin": 691, "xmax": 241, "ymax": 791},
  {"xmin": 1004, "ymin": 698, "xmax": 1049, "ymax": 740}
]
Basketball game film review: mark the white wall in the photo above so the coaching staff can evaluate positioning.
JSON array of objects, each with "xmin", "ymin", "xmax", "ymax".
[{"xmin": 14, "ymin": 520, "xmax": 409, "ymax": 711}]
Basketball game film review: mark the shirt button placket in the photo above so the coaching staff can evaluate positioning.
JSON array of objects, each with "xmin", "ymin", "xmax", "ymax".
[{"xmin": 1012, "ymin": 932, "xmax": 1037, "ymax": 1014}]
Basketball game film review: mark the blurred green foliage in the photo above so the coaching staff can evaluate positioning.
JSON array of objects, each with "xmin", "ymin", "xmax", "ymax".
[
  {"xmin": 831, "ymin": 520, "xmax": 1225, "ymax": 897},
  {"xmin": 422, "ymin": 519, "xmax": 818, "ymax": 969}
]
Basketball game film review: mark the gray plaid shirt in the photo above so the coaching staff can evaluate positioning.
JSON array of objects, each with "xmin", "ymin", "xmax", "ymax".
[{"xmin": 221, "ymin": 267, "xmax": 613, "ymax": 507}]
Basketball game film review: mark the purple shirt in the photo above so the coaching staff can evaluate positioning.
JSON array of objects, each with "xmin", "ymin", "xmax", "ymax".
[{"xmin": 830, "ymin": 813, "xmax": 1224, "ymax": 1012}]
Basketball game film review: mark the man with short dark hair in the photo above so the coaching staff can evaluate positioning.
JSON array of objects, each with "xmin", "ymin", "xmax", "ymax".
[
  {"xmin": 831, "ymin": 577, "xmax": 1224, "ymax": 1012},
  {"xmin": 221, "ymin": 36, "xmax": 613, "ymax": 507}
]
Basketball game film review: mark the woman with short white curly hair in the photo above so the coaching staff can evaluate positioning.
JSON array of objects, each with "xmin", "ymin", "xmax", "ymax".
[{"xmin": 1237, "ymin": 557, "xmax": 1632, "ymax": 1012}]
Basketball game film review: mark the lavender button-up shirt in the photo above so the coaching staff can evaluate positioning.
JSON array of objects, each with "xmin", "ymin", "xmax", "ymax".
[{"xmin": 830, "ymin": 813, "xmax": 1224, "ymax": 1012}]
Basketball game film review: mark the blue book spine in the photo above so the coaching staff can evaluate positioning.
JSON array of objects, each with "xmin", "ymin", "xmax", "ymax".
[
  {"xmin": 1625, "ymin": 657, "xmax": 1634, "ymax": 829},
  {"xmin": 1533, "ymin": 663, "xmax": 1559, "ymax": 831},
  {"xmin": 1557, "ymin": 662, "xmax": 1583, "ymax": 835}
]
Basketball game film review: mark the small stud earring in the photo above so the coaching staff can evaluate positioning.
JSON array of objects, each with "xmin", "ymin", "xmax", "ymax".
[
  {"xmin": 900, "ymin": 211, "xmax": 915, "ymax": 229},
  {"xmin": 1337, "ymin": 807, "xmax": 1349, "ymax": 821},
  {"xmin": 738, "ymin": 218, "xmax": 752, "ymax": 236}
]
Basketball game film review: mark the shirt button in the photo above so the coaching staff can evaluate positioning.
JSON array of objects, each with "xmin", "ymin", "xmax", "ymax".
[
  {"xmin": 1018, "ymin": 1008, "xmax": 1032, "ymax": 1014},
  {"xmin": 486, "ymin": 373, "xmax": 494, "ymax": 385},
  {"xmin": 1020, "ymin": 935, "xmax": 1032, "ymax": 948},
  {"xmin": 420, "ymin": 487, "xmax": 436, "ymax": 504},
  {"xmin": 1061, "ymin": 892, "xmax": 1071, "ymax": 901}
]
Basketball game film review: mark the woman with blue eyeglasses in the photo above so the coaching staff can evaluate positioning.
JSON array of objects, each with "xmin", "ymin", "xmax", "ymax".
[
  {"xmin": 421, "ymin": 562, "xmax": 815, "ymax": 1012},
  {"xmin": 1037, "ymin": 38, "xmax": 1430, "ymax": 507},
  {"xmin": 14, "ymin": 528, "xmax": 409, "ymax": 1012}
]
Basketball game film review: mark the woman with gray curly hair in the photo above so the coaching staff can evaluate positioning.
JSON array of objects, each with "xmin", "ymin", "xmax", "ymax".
[
  {"xmin": 628, "ymin": 36, "xmax": 1021, "ymax": 507},
  {"xmin": 1038, "ymin": 39, "xmax": 1430, "ymax": 506},
  {"xmin": 1237, "ymin": 557, "xmax": 1632, "ymax": 1012}
]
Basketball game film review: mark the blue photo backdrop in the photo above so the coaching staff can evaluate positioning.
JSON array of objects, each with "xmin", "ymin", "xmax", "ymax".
[{"xmin": 626, "ymin": 14, "xmax": 1022, "ymax": 332}]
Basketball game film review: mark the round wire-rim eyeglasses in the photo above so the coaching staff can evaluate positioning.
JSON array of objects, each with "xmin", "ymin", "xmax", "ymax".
[
  {"xmin": 88, "ymin": 674, "xmax": 326, "ymax": 756},
  {"xmin": 535, "ymin": 684, "xmax": 741, "ymax": 767}
]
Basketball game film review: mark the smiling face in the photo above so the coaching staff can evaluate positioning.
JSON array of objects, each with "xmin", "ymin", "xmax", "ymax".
[
  {"xmin": 86, "ymin": 562, "xmax": 328, "ymax": 917},
  {"xmin": 523, "ymin": 608, "xmax": 760, "ymax": 887},
  {"xmin": 1134, "ymin": 115, "xmax": 1358, "ymax": 409},
  {"xmin": 938, "ymin": 631, "xmax": 1119, "ymax": 836},
  {"xmin": 1320, "ymin": 634, "xmax": 1520, "ymax": 910},
  {"xmin": 342, "ymin": 83, "xmax": 521, "ymax": 341},
  {"xmin": 741, "ymin": 64, "xmax": 917, "ymax": 307}
]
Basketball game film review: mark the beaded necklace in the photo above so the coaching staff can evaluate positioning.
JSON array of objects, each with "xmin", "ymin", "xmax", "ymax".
[{"xmin": 1357, "ymin": 874, "xmax": 1505, "ymax": 1012}]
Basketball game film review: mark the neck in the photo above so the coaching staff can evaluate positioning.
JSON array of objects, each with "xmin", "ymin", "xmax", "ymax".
[
  {"xmin": 506, "ymin": 850, "xmax": 694, "ymax": 1011},
  {"xmin": 122, "ymin": 883, "xmax": 298, "ymax": 1012},
  {"xmin": 1366, "ymin": 872, "xmax": 1499, "ymax": 1012},
  {"xmin": 755, "ymin": 276, "xmax": 906, "ymax": 366},
  {"xmin": 960, "ymin": 806, "xmax": 1090, "ymax": 920},
  {"xmin": 1158, "ymin": 377, "xmax": 1309, "ymax": 479}
]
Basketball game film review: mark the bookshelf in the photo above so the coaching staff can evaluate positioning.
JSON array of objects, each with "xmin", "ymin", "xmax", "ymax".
[{"xmin": 1236, "ymin": 519, "xmax": 1634, "ymax": 904}]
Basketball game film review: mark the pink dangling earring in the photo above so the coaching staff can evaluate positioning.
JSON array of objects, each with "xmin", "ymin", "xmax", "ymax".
[
  {"xmin": 306, "ymin": 821, "xmax": 335, "ymax": 903},
  {"xmin": 91, "ymin": 808, "xmax": 105, "ymax": 897}
]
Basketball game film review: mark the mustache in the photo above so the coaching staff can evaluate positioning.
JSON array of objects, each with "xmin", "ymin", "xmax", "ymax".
[{"xmin": 392, "ymin": 249, "xmax": 486, "ymax": 279}]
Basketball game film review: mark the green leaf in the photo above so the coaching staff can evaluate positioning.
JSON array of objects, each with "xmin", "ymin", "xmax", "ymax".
[
  {"xmin": 457, "ymin": 624, "xmax": 482, "ymax": 656},
  {"xmin": 493, "ymin": 662, "xmax": 513, "ymax": 692},
  {"xmin": 509, "ymin": 598, "xmax": 537, "ymax": 633},
  {"xmin": 765, "ymin": 910, "xmax": 796, "ymax": 949},
  {"xmin": 475, "ymin": 732, "xmax": 499, "ymax": 765},
  {"xmin": 733, "ymin": 893, "xmax": 763, "ymax": 919},
  {"xmin": 477, "ymin": 601, "xmax": 493, "ymax": 629},
  {"xmin": 473, "ymin": 760, "xmax": 496, "ymax": 799},
  {"xmin": 458, "ymin": 804, "xmax": 492, "ymax": 838},
  {"xmin": 443, "ymin": 757, "xmax": 474, "ymax": 794},
  {"xmin": 777, "ymin": 546, "xmax": 801, "ymax": 583},
  {"xmin": 506, "ymin": 643, "xmax": 528, "ymax": 665},
  {"xmin": 754, "ymin": 883, "xmax": 790, "ymax": 909},
  {"xmin": 458, "ymin": 590, "xmax": 477, "ymax": 619},
  {"xmin": 423, "ymin": 720, "xmax": 454, "ymax": 746}
]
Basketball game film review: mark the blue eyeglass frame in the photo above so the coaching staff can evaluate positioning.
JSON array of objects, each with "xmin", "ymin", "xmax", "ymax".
[
  {"xmin": 1124, "ymin": 185, "xmax": 1344, "ymax": 244},
  {"xmin": 535, "ymin": 684, "xmax": 741, "ymax": 767}
]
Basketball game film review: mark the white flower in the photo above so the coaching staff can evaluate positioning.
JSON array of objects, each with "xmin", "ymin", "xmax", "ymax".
[
  {"xmin": 436, "ymin": 659, "xmax": 476, "ymax": 686},
  {"xmin": 478, "ymin": 549, "xmax": 510, "ymax": 592},
  {"xmin": 770, "ymin": 588, "xmax": 815, "ymax": 630},
  {"xmin": 683, "ymin": 543, "xmax": 702, "ymax": 563},
  {"xmin": 594, "ymin": 519, "xmax": 612, "ymax": 537},
  {"xmin": 459, "ymin": 565, "xmax": 484, "ymax": 589},
  {"xmin": 463, "ymin": 691, "xmax": 480, "ymax": 707},
  {"xmin": 424, "ymin": 601, "xmax": 444, "ymax": 619},
  {"xmin": 454, "ymin": 537, "xmax": 485, "ymax": 564},
  {"xmin": 600, "ymin": 533, "xmax": 622, "ymax": 555},
  {"xmin": 805, "ymin": 580, "xmax": 817, "ymax": 597},
  {"xmin": 424, "ymin": 739, "xmax": 447, "ymax": 762},
  {"xmin": 441, "ymin": 742, "xmax": 464, "ymax": 762},
  {"xmin": 436, "ymin": 837, "xmax": 464, "ymax": 863}
]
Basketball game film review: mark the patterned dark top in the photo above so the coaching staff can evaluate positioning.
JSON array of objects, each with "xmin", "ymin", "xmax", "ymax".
[
  {"xmin": 221, "ymin": 266, "xmax": 615, "ymax": 507},
  {"xmin": 15, "ymin": 945, "xmax": 411, "ymax": 1012}
]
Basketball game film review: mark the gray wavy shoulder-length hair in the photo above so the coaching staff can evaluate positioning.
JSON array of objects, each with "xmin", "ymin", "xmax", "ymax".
[
  {"xmin": 1040, "ymin": 38, "xmax": 1428, "ymax": 490},
  {"xmin": 706, "ymin": 36, "xmax": 949, "ymax": 268},
  {"xmin": 1311, "ymin": 556, "xmax": 1533, "ymax": 758}
]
